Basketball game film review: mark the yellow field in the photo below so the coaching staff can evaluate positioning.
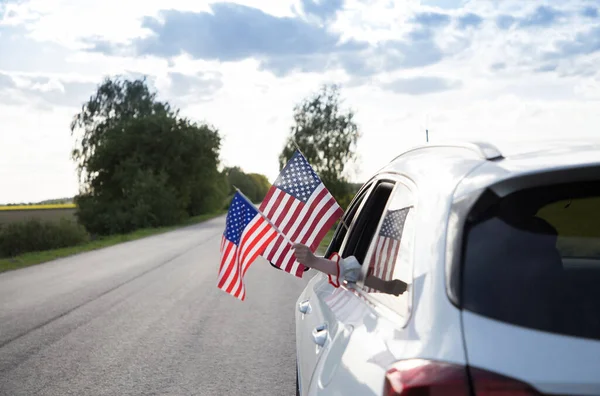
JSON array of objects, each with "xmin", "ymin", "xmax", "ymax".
[{"xmin": 0, "ymin": 203, "xmax": 76, "ymax": 211}]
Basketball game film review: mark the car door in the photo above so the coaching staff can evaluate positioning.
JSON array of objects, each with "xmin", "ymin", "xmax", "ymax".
[
  {"xmin": 307, "ymin": 177, "xmax": 418, "ymax": 396},
  {"xmin": 296, "ymin": 182, "xmax": 374, "ymax": 396}
]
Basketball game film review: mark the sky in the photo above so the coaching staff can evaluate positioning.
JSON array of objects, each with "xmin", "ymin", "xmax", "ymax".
[{"xmin": 1, "ymin": 0, "xmax": 600, "ymax": 203}]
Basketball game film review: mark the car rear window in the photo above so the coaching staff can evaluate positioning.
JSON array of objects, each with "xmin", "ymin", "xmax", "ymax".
[{"xmin": 462, "ymin": 181, "xmax": 600, "ymax": 341}]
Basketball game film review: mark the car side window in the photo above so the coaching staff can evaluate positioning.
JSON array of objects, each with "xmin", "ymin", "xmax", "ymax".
[
  {"xmin": 325, "ymin": 182, "xmax": 374, "ymax": 258},
  {"xmin": 338, "ymin": 181, "xmax": 395, "ymax": 264},
  {"xmin": 362, "ymin": 182, "xmax": 416, "ymax": 318}
]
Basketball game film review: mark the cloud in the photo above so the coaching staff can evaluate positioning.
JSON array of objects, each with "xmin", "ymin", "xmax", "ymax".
[
  {"xmin": 86, "ymin": 2, "xmax": 451, "ymax": 78},
  {"xmin": 381, "ymin": 76, "xmax": 460, "ymax": 95},
  {"xmin": 457, "ymin": 13, "xmax": 483, "ymax": 29},
  {"xmin": 35, "ymin": 80, "xmax": 97, "ymax": 107},
  {"xmin": 168, "ymin": 71, "xmax": 223, "ymax": 100},
  {"xmin": 0, "ymin": 72, "xmax": 15, "ymax": 89},
  {"xmin": 581, "ymin": 6, "xmax": 598, "ymax": 18},
  {"xmin": 412, "ymin": 11, "xmax": 451, "ymax": 27},
  {"xmin": 0, "ymin": 72, "xmax": 96, "ymax": 108},
  {"xmin": 420, "ymin": 0, "xmax": 464, "ymax": 9},
  {"xmin": 300, "ymin": 0, "xmax": 344, "ymax": 22},
  {"xmin": 338, "ymin": 33, "xmax": 444, "ymax": 77},
  {"xmin": 497, "ymin": 6, "xmax": 565, "ymax": 31},
  {"xmin": 496, "ymin": 14, "xmax": 516, "ymax": 30},
  {"xmin": 133, "ymin": 3, "xmax": 359, "ymax": 61},
  {"xmin": 517, "ymin": 5, "xmax": 564, "ymax": 28},
  {"xmin": 545, "ymin": 26, "xmax": 600, "ymax": 60},
  {"xmin": 491, "ymin": 62, "xmax": 506, "ymax": 71},
  {"xmin": 534, "ymin": 64, "xmax": 558, "ymax": 73}
]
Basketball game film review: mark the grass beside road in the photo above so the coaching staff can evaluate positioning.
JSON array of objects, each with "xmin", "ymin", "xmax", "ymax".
[
  {"xmin": 0, "ymin": 211, "xmax": 225, "ymax": 274},
  {"xmin": 317, "ymin": 228, "xmax": 336, "ymax": 255}
]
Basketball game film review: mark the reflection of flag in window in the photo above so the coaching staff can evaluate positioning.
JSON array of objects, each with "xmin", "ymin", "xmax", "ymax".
[
  {"xmin": 259, "ymin": 150, "xmax": 343, "ymax": 277},
  {"xmin": 366, "ymin": 207, "xmax": 411, "ymax": 293}
]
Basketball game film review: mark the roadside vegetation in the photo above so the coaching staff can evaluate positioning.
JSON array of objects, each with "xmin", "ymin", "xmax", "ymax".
[
  {"xmin": 0, "ymin": 79, "xmax": 361, "ymax": 272},
  {"xmin": 0, "ymin": 212, "xmax": 224, "ymax": 273}
]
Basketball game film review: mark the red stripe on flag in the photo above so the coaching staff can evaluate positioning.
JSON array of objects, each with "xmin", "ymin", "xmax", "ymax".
[
  {"xmin": 287, "ymin": 188, "xmax": 329, "ymax": 243},
  {"xmin": 238, "ymin": 218, "xmax": 268, "ymax": 266},
  {"xmin": 263, "ymin": 188, "xmax": 283, "ymax": 219},
  {"xmin": 301, "ymin": 196, "xmax": 338, "ymax": 250},
  {"xmin": 309, "ymin": 205, "xmax": 343, "ymax": 251},
  {"xmin": 280, "ymin": 198, "xmax": 305, "ymax": 235},
  {"xmin": 259, "ymin": 186, "xmax": 277, "ymax": 212},
  {"xmin": 271, "ymin": 193, "xmax": 295, "ymax": 228},
  {"xmin": 217, "ymin": 241, "xmax": 236, "ymax": 289},
  {"xmin": 241, "ymin": 223, "xmax": 276, "ymax": 276}
]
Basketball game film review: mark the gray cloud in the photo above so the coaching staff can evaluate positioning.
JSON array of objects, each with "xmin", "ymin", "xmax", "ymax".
[
  {"xmin": 86, "ymin": 2, "xmax": 449, "ymax": 78},
  {"xmin": 381, "ymin": 76, "xmax": 460, "ymax": 95},
  {"xmin": 0, "ymin": 72, "xmax": 96, "ymax": 108},
  {"xmin": 35, "ymin": 81, "xmax": 97, "ymax": 107},
  {"xmin": 457, "ymin": 13, "xmax": 483, "ymax": 29},
  {"xmin": 581, "ymin": 6, "xmax": 598, "ymax": 18},
  {"xmin": 168, "ymin": 71, "xmax": 223, "ymax": 100},
  {"xmin": 133, "ymin": 3, "xmax": 363, "ymax": 62},
  {"xmin": 0, "ymin": 72, "xmax": 15, "ymax": 89},
  {"xmin": 534, "ymin": 63, "xmax": 558, "ymax": 73},
  {"xmin": 518, "ymin": 5, "xmax": 564, "ymax": 28},
  {"xmin": 496, "ymin": 14, "xmax": 516, "ymax": 30},
  {"xmin": 300, "ymin": 0, "xmax": 343, "ymax": 22},
  {"xmin": 497, "ymin": 6, "xmax": 564, "ymax": 30},
  {"xmin": 544, "ymin": 26, "xmax": 600, "ymax": 60},
  {"xmin": 490, "ymin": 62, "xmax": 506, "ymax": 71},
  {"xmin": 412, "ymin": 11, "xmax": 451, "ymax": 27}
]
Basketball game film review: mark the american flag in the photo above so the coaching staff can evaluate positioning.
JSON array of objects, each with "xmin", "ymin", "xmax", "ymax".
[
  {"xmin": 218, "ymin": 192, "xmax": 278, "ymax": 300},
  {"xmin": 260, "ymin": 150, "xmax": 343, "ymax": 277},
  {"xmin": 366, "ymin": 207, "xmax": 411, "ymax": 293}
]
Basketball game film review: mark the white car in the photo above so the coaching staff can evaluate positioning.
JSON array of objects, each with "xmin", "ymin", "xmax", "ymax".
[{"xmin": 295, "ymin": 141, "xmax": 600, "ymax": 396}]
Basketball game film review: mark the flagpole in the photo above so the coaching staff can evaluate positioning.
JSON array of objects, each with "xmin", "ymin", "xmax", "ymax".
[{"xmin": 233, "ymin": 187, "xmax": 295, "ymax": 246}]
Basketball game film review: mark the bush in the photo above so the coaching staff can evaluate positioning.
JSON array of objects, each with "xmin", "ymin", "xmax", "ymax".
[
  {"xmin": 0, "ymin": 218, "xmax": 90, "ymax": 257},
  {"xmin": 76, "ymin": 170, "xmax": 188, "ymax": 235}
]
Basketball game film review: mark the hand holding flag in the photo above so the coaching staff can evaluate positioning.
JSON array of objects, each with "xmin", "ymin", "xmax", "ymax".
[
  {"xmin": 259, "ymin": 150, "xmax": 343, "ymax": 277},
  {"xmin": 217, "ymin": 150, "xmax": 344, "ymax": 300}
]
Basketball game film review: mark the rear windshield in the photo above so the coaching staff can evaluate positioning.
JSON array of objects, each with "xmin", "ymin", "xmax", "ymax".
[{"xmin": 462, "ymin": 181, "xmax": 600, "ymax": 340}]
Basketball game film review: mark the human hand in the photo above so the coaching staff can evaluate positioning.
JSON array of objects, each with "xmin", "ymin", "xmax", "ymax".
[
  {"xmin": 292, "ymin": 243, "xmax": 317, "ymax": 267},
  {"xmin": 391, "ymin": 279, "xmax": 408, "ymax": 296}
]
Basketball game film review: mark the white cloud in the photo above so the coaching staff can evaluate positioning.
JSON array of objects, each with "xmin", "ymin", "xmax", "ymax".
[{"xmin": 1, "ymin": 0, "xmax": 600, "ymax": 203}]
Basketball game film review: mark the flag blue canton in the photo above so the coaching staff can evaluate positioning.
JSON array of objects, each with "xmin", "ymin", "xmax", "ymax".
[
  {"xmin": 273, "ymin": 151, "xmax": 322, "ymax": 203},
  {"xmin": 379, "ymin": 207, "xmax": 411, "ymax": 240},
  {"xmin": 224, "ymin": 192, "xmax": 258, "ymax": 245}
]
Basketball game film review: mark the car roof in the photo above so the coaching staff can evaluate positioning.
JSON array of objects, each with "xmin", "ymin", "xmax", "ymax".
[{"xmin": 379, "ymin": 139, "xmax": 600, "ymax": 200}]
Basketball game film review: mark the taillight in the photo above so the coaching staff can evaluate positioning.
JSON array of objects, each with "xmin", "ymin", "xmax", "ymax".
[
  {"xmin": 383, "ymin": 360, "xmax": 541, "ymax": 396},
  {"xmin": 383, "ymin": 359, "xmax": 469, "ymax": 396}
]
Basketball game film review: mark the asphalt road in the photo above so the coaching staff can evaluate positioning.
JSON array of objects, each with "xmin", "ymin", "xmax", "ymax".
[{"xmin": 0, "ymin": 216, "xmax": 309, "ymax": 396}]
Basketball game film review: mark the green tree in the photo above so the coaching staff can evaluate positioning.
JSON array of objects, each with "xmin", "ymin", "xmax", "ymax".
[
  {"xmin": 279, "ymin": 84, "xmax": 359, "ymax": 207},
  {"xmin": 223, "ymin": 167, "xmax": 272, "ymax": 203},
  {"xmin": 248, "ymin": 173, "xmax": 271, "ymax": 202},
  {"xmin": 71, "ymin": 77, "xmax": 225, "ymax": 235}
]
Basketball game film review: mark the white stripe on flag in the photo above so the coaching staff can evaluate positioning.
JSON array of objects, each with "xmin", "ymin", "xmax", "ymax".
[
  {"xmin": 261, "ymin": 188, "xmax": 282, "ymax": 218},
  {"xmin": 263, "ymin": 196, "xmax": 301, "ymax": 257},
  {"xmin": 218, "ymin": 241, "xmax": 236, "ymax": 281},
  {"xmin": 305, "ymin": 198, "xmax": 341, "ymax": 247},
  {"xmin": 293, "ymin": 190, "xmax": 330, "ymax": 242}
]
